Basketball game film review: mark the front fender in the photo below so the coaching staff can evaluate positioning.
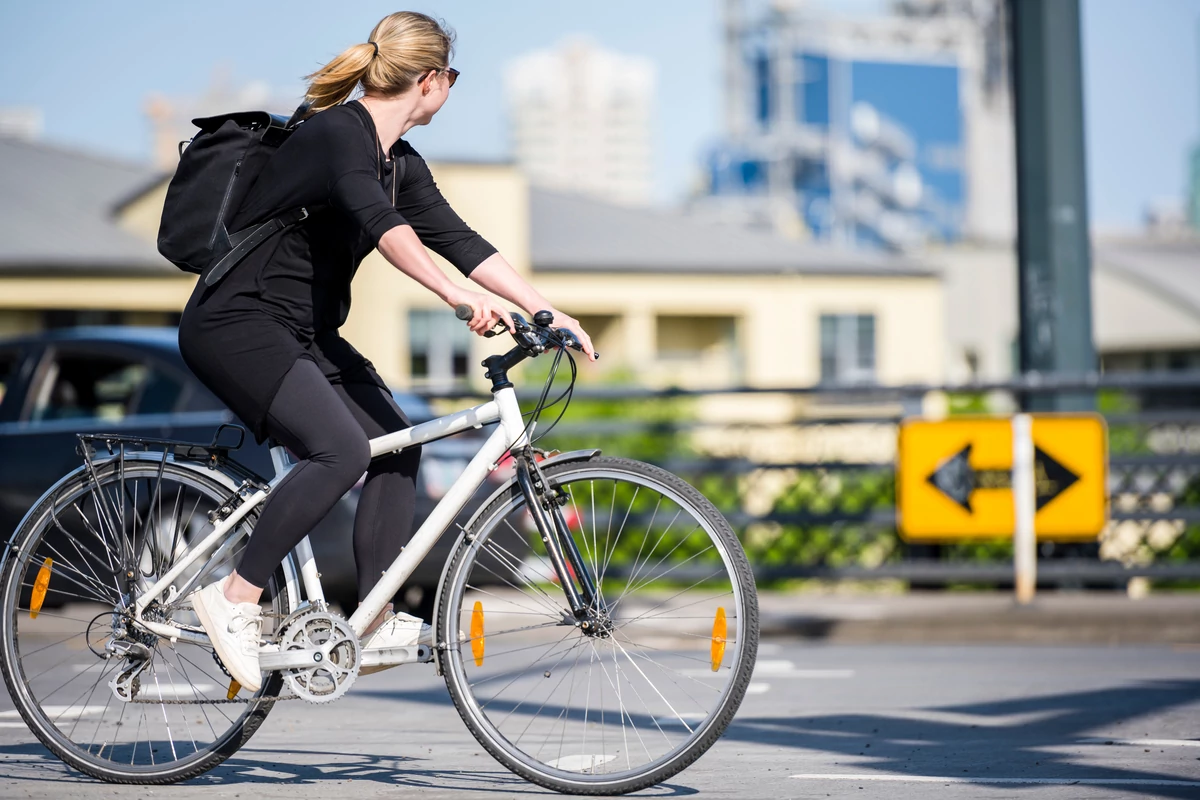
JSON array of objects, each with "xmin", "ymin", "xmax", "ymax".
[{"xmin": 430, "ymin": 448, "xmax": 600, "ymax": 675}]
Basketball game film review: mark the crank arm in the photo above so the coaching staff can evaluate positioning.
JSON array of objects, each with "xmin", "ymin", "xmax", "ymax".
[
  {"xmin": 259, "ymin": 647, "xmax": 325, "ymax": 671},
  {"xmin": 359, "ymin": 644, "xmax": 432, "ymax": 669}
]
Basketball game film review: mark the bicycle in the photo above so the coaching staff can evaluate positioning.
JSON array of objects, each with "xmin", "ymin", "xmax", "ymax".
[{"xmin": 0, "ymin": 308, "xmax": 758, "ymax": 795}]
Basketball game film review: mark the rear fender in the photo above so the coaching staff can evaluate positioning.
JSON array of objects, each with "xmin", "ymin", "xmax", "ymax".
[{"xmin": 0, "ymin": 451, "xmax": 302, "ymax": 610}]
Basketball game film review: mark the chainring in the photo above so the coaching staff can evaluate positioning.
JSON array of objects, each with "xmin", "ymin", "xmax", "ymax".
[{"xmin": 277, "ymin": 610, "xmax": 360, "ymax": 704}]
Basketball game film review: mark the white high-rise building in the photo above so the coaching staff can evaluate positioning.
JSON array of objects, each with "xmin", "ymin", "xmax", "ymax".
[{"xmin": 506, "ymin": 38, "xmax": 655, "ymax": 207}]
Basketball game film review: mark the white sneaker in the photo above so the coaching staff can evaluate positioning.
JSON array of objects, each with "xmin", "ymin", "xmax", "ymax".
[
  {"xmin": 190, "ymin": 576, "xmax": 264, "ymax": 692},
  {"xmin": 360, "ymin": 611, "xmax": 432, "ymax": 675}
]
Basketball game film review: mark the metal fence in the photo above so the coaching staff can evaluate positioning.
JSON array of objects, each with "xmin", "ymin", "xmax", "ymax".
[{"xmin": 425, "ymin": 371, "xmax": 1200, "ymax": 588}]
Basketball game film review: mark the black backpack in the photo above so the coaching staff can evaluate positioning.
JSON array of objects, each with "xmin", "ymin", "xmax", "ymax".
[{"xmin": 157, "ymin": 102, "xmax": 312, "ymax": 286}]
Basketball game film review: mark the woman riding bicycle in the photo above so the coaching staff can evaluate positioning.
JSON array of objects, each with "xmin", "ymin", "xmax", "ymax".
[{"xmin": 178, "ymin": 11, "xmax": 596, "ymax": 693}]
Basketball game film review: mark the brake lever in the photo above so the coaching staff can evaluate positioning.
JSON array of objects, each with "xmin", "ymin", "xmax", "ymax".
[{"xmin": 550, "ymin": 327, "xmax": 599, "ymax": 359}]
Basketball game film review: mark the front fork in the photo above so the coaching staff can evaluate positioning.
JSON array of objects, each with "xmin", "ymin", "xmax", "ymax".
[{"xmin": 513, "ymin": 450, "xmax": 599, "ymax": 621}]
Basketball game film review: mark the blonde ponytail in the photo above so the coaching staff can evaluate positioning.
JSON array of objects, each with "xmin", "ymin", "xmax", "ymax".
[{"xmin": 303, "ymin": 12, "xmax": 455, "ymax": 113}]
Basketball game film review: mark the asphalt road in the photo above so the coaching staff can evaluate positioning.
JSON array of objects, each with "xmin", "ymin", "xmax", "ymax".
[{"xmin": 1, "ymin": 640, "xmax": 1198, "ymax": 799}]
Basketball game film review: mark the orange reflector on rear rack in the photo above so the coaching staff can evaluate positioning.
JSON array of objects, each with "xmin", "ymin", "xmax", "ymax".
[
  {"xmin": 30, "ymin": 558, "xmax": 53, "ymax": 619},
  {"xmin": 710, "ymin": 606, "xmax": 727, "ymax": 671},
  {"xmin": 470, "ymin": 601, "xmax": 485, "ymax": 666},
  {"xmin": 227, "ymin": 680, "xmax": 241, "ymax": 700}
]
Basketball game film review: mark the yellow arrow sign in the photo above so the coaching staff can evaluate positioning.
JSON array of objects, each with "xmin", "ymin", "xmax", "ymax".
[{"xmin": 898, "ymin": 414, "xmax": 1107, "ymax": 542}]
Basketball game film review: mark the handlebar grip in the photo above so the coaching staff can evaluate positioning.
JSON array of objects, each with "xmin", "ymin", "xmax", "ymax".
[{"xmin": 454, "ymin": 304, "xmax": 472, "ymax": 321}]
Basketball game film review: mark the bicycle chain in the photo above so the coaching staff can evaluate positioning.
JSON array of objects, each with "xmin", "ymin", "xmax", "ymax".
[
  {"xmin": 127, "ymin": 611, "xmax": 387, "ymax": 706},
  {"xmin": 122, "ymin": 608, "xmax": 311, "ymax": 705},
  {"xmin": 129, "ymin": 692, "xmax": 304, "ymax": 705}
]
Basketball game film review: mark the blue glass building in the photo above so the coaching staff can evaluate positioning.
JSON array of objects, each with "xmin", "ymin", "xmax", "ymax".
[{"xmin": 704, "ymin": 11, "xmax": 971, "ymax": 251}]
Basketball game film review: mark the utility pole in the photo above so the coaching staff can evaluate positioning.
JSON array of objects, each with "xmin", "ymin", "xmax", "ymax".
[{"xmin": 1008, "ymin": 0, "xmax": 1096, "ymax": 411}]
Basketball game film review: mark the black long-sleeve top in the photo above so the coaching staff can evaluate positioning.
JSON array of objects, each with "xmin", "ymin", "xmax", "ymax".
[
  {"xmin": 178, "ymin": 99, "xmax": 496, "ymax": 441},
  {"xmin": 230, "ymin": 98, "xmax": 496, "ymax": 333}
]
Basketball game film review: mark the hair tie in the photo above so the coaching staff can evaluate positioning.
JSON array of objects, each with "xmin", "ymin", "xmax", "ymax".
[{"xmin": 368, "ymin": 40, "xmax": 379, "ymax": 58}]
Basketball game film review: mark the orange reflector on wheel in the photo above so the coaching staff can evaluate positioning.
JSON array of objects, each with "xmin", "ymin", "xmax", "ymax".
[
  {"xmin": 227, "ymin": 680, "xmax": 241, "ymax": 700},
  {"xmin": 710, "ymin": 607, "xmax": 727, "ymax": 672},
  {"xmin": 470, "ymin": 601, "xmax": 485, "ymax": 666},
  {"xmin": 30, "ymin": 558, "xmax": 53, "ymax": 619}
]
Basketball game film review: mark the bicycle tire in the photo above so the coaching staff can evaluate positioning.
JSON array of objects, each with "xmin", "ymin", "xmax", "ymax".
[
  {"xmin": 0, "ymin": 455, "xmax": 295, "ymax": 784},
  {"xmin": 439, "ymin": 456, "xmax": 758, "ymax": 795}
]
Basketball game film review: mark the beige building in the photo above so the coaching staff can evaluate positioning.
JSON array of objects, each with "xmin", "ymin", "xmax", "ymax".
[
  {"xmin": 0, "ymin": 134, "xmax": 946, "ymax": 401},
  {"xmin": 936, "ymin": 236, "xmax": 1200, "ymax": 383}
]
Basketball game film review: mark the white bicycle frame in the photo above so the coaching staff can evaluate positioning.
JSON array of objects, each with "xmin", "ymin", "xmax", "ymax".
[{"xmin": 132, "ymin": 386, "xmax": 531, "ymax": 646}]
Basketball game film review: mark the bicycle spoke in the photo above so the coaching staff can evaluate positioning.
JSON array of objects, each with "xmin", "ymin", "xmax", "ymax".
[
  {"xmin": 446, "ymin": 460, "xmax": 756, "ymax": 786},
  {"xmin": 464, "ymin": 582, "xmax": 565, "ymax": 620},
  {"xmin": 612, "ymin": 494, "xmax": 663, "ymax": 606},
  {"xmin": 617, "ymin": 585, "xmax": 732, "ymax": 628},
  {"xmin": 24, "ymin": 537, "xmax": 115, "ymax": 601},
  {"xmin": 476, "ymin": 534, "xmax": 570, "ymax": 615},
  {"xmin": 2, "ymin": 460, "xmax": 293, "ymax": 779}
]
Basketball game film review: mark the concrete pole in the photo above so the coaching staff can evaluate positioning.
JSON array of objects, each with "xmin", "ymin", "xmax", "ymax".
[{"xmin": 1008, "ymin": 0, "xmax": 1096, "ymax": 411}]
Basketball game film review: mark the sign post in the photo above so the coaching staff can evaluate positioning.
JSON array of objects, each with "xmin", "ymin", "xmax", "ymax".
[
  {"xmin": 898, "ymin": 414, "xmax": 1107, "ymax": 602},
  {"xmin": 1011, "ymin": 414, "xmax": 1036, "ymax": 604}
]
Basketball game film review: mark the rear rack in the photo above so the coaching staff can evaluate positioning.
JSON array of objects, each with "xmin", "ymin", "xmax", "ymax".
[{"xmin": 75, "ymin": 423, "xmax": 268, "ymax": 488}]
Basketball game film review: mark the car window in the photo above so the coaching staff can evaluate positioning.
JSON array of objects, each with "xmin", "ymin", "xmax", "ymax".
[
  {"xmin": 30, "ymin": 352, "xmax": 183, "ymax": 423},
  {"xmin": 0, "ymin": 349, "xmax": 19, "ymax": 414}
]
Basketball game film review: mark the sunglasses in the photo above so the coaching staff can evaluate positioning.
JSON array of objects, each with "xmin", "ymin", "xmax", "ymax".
[{"xmin": 424, "ymin": 67, "xmax": 460, "ymax": 89}]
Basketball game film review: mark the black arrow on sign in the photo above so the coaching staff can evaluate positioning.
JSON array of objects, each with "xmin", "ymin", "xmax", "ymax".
[{"xmin": 926, "ymin": 444, "xmax": 1080, "ymax": 513}]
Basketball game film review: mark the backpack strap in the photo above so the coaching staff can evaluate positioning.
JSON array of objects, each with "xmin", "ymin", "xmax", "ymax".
[
  {"xmin": 353, "ymin": 100, "xmax": 405, "ymax": 202},
  {"xmin": 285, "ymin": 100, "xmax": 313, "ymax": 129},
  {"xmin": 203, "ymin": 207, "xmax": 309, "ymax": 287}
]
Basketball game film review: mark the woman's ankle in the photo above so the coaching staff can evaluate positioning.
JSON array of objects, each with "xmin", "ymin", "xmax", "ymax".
[
  {"xmin": 364, "ymin": 603, "xmax": 394, "ymax": 636},
  {"xmin": 223, "ymin": 571, "xmax": 264, "ymax": 605}
]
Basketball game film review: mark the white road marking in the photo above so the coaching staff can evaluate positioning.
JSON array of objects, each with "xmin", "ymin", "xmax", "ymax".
[
  {"xmin": 0, "ymin": 705, "xmax": 105, "ymax": 719},
  {"xmin": 746, "ymin": 682, "xmax": 770, "ymax": 694},
  {"xmin": 653, "ymin": 712, "xmax": 709, "ymax": 726},
  {"xmin": 0, "ymin": 705, "xmax": 108, "ymax": 726},
  {"xmin": 682, "ymin": 660, "xmax": 854, "ymax": 679},
  {"xmin": 547, "ymin": 754, "xmax": 617, "ymax": 771},
  {"xmin": 790, "ymin": 774, "xmax": 1200, "ymax": 787},
  {"xmin": 868, "ymin": 708, "xmax": 1062, "ymax": 728},
  {"xmin": 1079, "ymin": 737, "xmax": 1200, "ymax": 748}
]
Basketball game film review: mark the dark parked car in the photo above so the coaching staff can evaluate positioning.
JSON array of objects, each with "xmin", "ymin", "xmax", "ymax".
[{"xmin": 0, "ymin": 326, "xmax": 500, "ymax": 616}]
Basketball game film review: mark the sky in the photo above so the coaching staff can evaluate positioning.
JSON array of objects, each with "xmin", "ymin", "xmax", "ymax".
[{"xmin": 0, "ymin": 0, "xmax": 1197, "ymax": 227}]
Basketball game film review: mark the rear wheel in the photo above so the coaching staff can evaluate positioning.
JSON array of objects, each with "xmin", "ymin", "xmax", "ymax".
[
  {"xmin": 440, "ymin": 456, "xmax": 758, "ymax": 795},
  {"xmin": 0, "ymin": 456, "xmax": 296, "ymax": 784}
]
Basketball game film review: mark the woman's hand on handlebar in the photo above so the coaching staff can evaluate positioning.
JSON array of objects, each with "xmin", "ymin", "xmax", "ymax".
[
  {"xmin": 448, "ymin": 291, "xmax": 514, "ymax": 336},
  {"xmin": 546, "ymin": 308, "xmax": 597, "ymax": 361}
]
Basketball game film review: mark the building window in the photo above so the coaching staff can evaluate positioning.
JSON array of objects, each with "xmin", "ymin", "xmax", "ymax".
[
  {"xmin": 409, "ymin": 309, "xmax": 471, "ymax": 389},
  {"xmin": 656, "ymin": 315, "xmax": 737, "ymax": 360},
  {"xmin": 653, "ymin": 315, "xmax": 741, "ymax": 385},
  {"xmin": 820, "ymin": 313, "xmax": 875, "ymax": 384}
]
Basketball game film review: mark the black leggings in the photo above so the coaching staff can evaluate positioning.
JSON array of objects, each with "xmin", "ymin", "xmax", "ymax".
[{"xmin": 236, "ymin": 358, "xmax": 421, "ymax": 602}]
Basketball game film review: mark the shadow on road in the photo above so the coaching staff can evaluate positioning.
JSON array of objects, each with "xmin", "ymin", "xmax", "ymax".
[
  {"xmin": 724, "ymin": 678, "xmax": 1200, "ymax": 799},
  {"xmin": 355, "ymin": 677, "xmax": 1200, "ymax": 797},
  {"xmin": 1, "ymin": 678, "xmax": 1195, "ymax": 794}
]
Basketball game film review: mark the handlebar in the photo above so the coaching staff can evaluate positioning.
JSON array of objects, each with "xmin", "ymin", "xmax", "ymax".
[{"xmin": 453, "ymin": 304, "xmax": 597, "ymax": 360}]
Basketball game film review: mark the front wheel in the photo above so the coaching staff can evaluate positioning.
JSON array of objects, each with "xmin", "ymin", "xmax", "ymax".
[{"xmin": 439, "ymin": 456, "xmax": 758, "ymax": 795}]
